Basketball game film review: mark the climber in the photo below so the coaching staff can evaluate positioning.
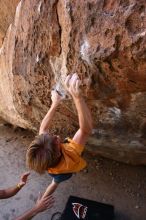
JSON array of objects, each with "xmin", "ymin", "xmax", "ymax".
[{"xmin": 26, "ymin": 73, "xmax": 93, "ymax": 197}]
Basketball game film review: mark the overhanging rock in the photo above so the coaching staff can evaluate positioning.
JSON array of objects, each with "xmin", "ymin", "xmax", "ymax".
[{"xmin": 0, "ymin": 0, "xmax": 146, "ymax": 164}]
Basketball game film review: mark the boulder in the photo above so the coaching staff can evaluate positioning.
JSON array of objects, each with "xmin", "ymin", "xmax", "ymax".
[{"xmin": 0, "ymin": 0, "xmax": 146, "ymax": 164}]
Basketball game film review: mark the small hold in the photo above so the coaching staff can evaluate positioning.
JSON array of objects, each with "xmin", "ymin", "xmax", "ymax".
[
  {"xmin": 6, "ymin": 138, "xmax": 13, "ymax": 142},
  {"xmin": 135, "ymin": 205, "xmax": 140, "ymax": 209},
  {"xmin": 83, "ymin": 168, "xmax": 88, "ymax": 173},
  {"xmin": 109, "ymin": 172, "xmax": 113, "ymax": 176},
  {"xmin": 36, "ymin": 54, "xmax": 39, "ymax": 63},
  {"xmin": 140, "ymin": 12, "xmax": 145, "ymax": 18}
]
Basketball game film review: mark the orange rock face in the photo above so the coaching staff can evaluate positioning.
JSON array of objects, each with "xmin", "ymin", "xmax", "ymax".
[
  {"xmin": 0, "ymin": 0, "xmax": 19, "ymax": 47},
  {"xmin": 0, "ymin": 0, "xmax": 146, "ymax": 164}
]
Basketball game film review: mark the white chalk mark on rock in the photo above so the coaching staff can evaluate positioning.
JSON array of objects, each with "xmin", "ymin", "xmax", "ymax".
[
  {"xmin": 137, "ymin": 31, "xmax": 146, "ymax": 37},
  {"xmin": 38, "ymin": 1, "xmax": 42, "ymax": 14},
  {"xmin": 80, "ymin": 39, "xmax": 91, "ymax": 64},
  {"xmin": 108, "ymin": 107, "xmax": 121, "ymax": 120},
  {"xmin": 36, "ymin": 54, "xmax": 39, "ymax": 63}
]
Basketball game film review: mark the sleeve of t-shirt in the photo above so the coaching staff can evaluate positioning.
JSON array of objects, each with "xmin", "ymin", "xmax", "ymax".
[
  {"xmin": 49, "ymin": 173, "xmax": 73, "ymax": 183},
  {"xmin": 67, "ymin": 138, "xmax": 85, "ymax": 155}
]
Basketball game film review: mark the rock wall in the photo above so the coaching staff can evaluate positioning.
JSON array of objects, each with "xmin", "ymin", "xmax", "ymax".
[
  {"xmin": 0, "ymin": 0, "xmax": 19, "ymax": 47},
  {"xmin": 0, "ymin": 0, "xmax": 146, "ymax": 164}
]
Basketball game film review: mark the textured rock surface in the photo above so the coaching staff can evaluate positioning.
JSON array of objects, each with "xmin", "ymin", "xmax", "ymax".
[
  {"xmin": 0, "ymin": 0, "xmax": 19, "ymax": 47},
  {"xmin": 0, "ymin": 0, "xmax": 146, "ymax": 164}
]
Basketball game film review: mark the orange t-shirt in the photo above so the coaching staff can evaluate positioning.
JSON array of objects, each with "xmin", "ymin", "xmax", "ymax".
[{"xmin": 48, "ymin": 138, "xmax": 87, "ymax": 174}]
